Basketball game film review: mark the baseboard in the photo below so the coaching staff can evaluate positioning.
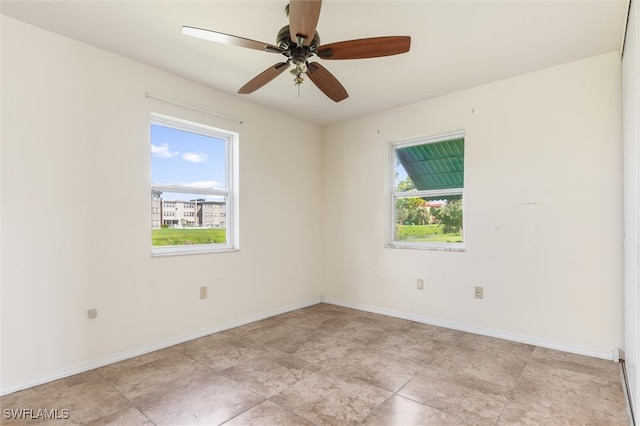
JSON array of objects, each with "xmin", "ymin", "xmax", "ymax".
[
  {"xmin": 3, "ymin": 295, "xmax": 618, "ymax": 396},
  {"xmin": 621, "ymin": 360, "xmax": 637, "ymax": 425},
  {"xmin": 0, "ymin": 297, "xmax": 322, "ymax": 396},
  {"xmin": 323, "ymin": 297, "xmax": 620, "ymax": 362}
]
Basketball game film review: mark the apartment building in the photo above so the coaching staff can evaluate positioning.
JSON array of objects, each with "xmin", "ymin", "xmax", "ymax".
[{"xmin": 151, "ymin": 192, "xmax": 226, "ymax": 229}]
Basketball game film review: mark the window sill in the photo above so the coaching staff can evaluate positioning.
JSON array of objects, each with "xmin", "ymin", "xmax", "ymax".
[
  {"xmin": 151, "ymin": 247, "xmax": 240, "ymax": 257},
  {"xmin": 385, "ymin": 244, "xmax": 465, "ymax": 252}
]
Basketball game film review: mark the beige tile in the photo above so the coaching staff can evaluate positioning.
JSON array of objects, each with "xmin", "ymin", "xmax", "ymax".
[
  {"xmin": 223, "ymin": 400, "xmax": 314, "ymax": 426},
  {"xmin": 398, "ymin": 367, "xmax": 511, "ymax": 425},
  {"xmin": 175, "ymin": 335, "xmax": 268, "ymax": 372},
  {"xmin": 349, "ymin": 311, "xmax": 412, "ymax": 331},
  {"xmin": 232, "ymin": 322, "xmax": 306, "ymax": 344},
  {"xmin": 227, "ymin": 314, "xmax": 294, "ymax": 335},
  {"xmin": 227, "ymin": 320, "xmax": 272, "ymax": 335},
  {"xmin": 97, "ymin": 347, "xmax": 175, "ymax": 372},
  {"xmin": 300, "ymin": 303, "xmax": 361, "ymax": 316},
  {"xmin": 278, "ymin": 305, "xmax": 407, "ymax": 336},
  {"xmin": 135, "ymin": 373, "xmax": 263, "ymax": 425},
  {"xmin": 318, "ymin": 319, "xmax": 392, "ymax": 345},
  {"xmin": 499, "ymin": 389, "xmax": 630, "ymax": 426},
  {"xmin": 327, "ymin": 346, "xmax": 425, "ymax": 392},
  {"xmin": 289, "ymin": 314, "xmax": 354, "ymax": 332},
  {"xmin": 422, "ymin": 333, "xmax": 533, "ymax": 388},
  {"xmin": 271, "ymin": 371, "xmax": 391, "ymax": 425},
  {"xmin": 276, "ymin": 304, "xmax": 358, "ymax": 330},
  {"xmin": 0, "ymin": 371, "xmax": 137, "ymax": 425},
  {"xmin": 530, "ymin": 346, "xmax": 622, "ymax": 378},
  {"xmin": 516, "ymin": 358, "xmax": 627, "ymax": 418},
  {"xmin": 363, "ymin": 394, "xmax": 465, "ymax": 426},
  {"xmin": 85, "ymin": 407, "xmax": 152, "ymax": 426},
  {"xmin": 221, "ymin": 351, "xmax": 322, "ymax": 397},
  {"xmin": 285, "ymin": 333, "xmax": 366, "ymax": 366},
  {"xmin": 279, "ymin": 308, "xmax": 357, "ymax": 331},
  {"xmin": 429, "ymin": 344, "xmax": 531, "ymax": 388},
  {"xmin": 403, "ymin": 321, "xmax": 466, "ymax": 343},
  {"xmin": 366, "ymin": 327, "xmax": 456, "ymax": 364},
  {"xmin": 457, "ymin": 332, "xmax": 535, "ymax": 357},
  {"xmin": 97, "ymin": 348, "xmax": 213, "ymax": 401},
  {"xmin": 262, "ymin": 327, "xmax": 323, "ymax": 354}
]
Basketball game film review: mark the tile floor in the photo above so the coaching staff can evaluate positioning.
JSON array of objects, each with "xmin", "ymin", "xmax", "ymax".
[{"xmin": 1, "ymin": 303, "xmax": 631, "ymax": 425}]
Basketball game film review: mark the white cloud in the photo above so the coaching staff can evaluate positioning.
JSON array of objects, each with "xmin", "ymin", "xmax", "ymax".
[
  {"xmin": 151, "ymin": 143, "xmax": 179, "ymax": 158},
  {"xmin": 183, "ymin": 152, "xmax": 208, "ymax": 163}
]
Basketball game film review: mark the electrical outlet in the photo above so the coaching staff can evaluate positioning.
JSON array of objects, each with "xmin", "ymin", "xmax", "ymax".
[
  {"xmin": 87, "ymin": 309, "xmax": 97, "ymax": 319},
  {"xmin": 199, "ymin": 286, "xmax": 208, "ymax": 299},
  {"xmin": 474, "ymin": 287, "xmax": 484, "ymax": 299},
  {"xmin": 417, "ymin": 279, "xmax": 424, "ymax": 290}
]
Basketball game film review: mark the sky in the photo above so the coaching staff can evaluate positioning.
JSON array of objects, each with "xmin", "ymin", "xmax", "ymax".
[
  {"xmin": 151, "ymin": 122, "xmax": 407, "ymax": 199},
  {"xmin": 151, "ymin": 124, "xmax": 227, "ymax": 201},
  {"xmin": 395, "ymin": 159, "xmax": 409, "ymax": 189}
]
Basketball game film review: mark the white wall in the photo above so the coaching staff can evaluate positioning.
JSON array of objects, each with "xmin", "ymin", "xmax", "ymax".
[
  {"xmin": 1, "ymin": 16, "xmax": 323, "ymax": 393},
  {"xmin": 623, "ymin": 0, "xmax": 640, "ymax": 415},
  {"xmin": 322, "ymin": 52, "xmax": 624, "ymax": 357}
]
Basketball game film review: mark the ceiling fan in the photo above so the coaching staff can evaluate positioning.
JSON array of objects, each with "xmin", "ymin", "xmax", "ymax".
[{"xmin": 181, "ymin": 0, "xmax": 411, "ymax": 102}]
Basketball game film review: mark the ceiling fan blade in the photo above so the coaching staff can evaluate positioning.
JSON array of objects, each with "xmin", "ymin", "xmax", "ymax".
[
  {"xmin": 182, "ymin": 26, "xmax": 283, "ymax": 53},
  {"xmin": 317, "ymin": 36, "xmax": 411, "ymax": 60},
  {"xmin": 238, "ymin": 62, "xmax": 290, "ymax": 94},
  {"xmin": 289, "ymin": 0, "xmax": 322, "ymax": 46},
  {"xmin": 305, "ymin": 61, "xmax": 348, "ymax": 102}
]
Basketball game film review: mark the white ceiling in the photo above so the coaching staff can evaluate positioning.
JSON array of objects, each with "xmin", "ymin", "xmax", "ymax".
[{"xmin": 1, "ymin": 0, "xmax": 628, "ymax": 126}]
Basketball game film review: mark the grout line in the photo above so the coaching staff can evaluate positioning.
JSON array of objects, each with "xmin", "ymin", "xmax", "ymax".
[
  {"xmin": 171, "ymin": 317, "xmax": 321, "ymax": 425},
  {"xmin": 494, "ymin": 345, "xmax": 536, "ymax": 425},
  {"xmin": 95, "ymin": 369, "xmax": 156, "ymax": 425},
  {"xmin": 265, "ymin": 397, "xmax": 320, "ymax": 426}
]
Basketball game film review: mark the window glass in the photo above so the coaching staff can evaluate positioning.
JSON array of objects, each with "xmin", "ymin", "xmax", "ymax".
[
  {"xmin": 150, "ymin": 115, "xmax": 236, "ymax": 255},
  {"xmin": 391, "ymin": 133, "xmax": 464, "ymax": 249}
]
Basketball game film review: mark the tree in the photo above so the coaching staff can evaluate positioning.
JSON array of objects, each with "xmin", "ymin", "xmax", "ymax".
[
  {"xmin": 415, "ymin": 206, "xmax": 429, "ymax": 225},
  {"xmin": 395, "ymin": 199, "xmax": 409, "ymax": 224},
  {"xmin": 396, "ymin": 176, "xmax": 416, "ymax": 192},
  {"xmin": 432, "ymin": 199, "xmax": 463, "ymax": 234},
  {"xmin": 395, "ymin": 176, "xmax": 427, "ymax": 224}
]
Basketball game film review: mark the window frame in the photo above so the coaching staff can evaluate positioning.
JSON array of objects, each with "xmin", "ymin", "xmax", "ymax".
[
  {"xmin": 150, "ymin": 113, "xmax": 238, "ymax": 256},
  {"xmin": 388, "ymin": 130, "xmax": 465, "ymax": 251}
]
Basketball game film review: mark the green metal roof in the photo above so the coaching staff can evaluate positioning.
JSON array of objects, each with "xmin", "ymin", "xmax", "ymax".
[{"xmin": 396, "ymin": 138, "xmax": 464, "ymax": 191}]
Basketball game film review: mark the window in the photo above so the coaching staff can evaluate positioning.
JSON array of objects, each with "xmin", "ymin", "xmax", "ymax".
[
  {"xmin": 390, "ymin": 131, "xmax": 464, "ymax": 250},
  {"xmin": 150, "ymin": 114, "xmax": 237, "ymax": 255}
]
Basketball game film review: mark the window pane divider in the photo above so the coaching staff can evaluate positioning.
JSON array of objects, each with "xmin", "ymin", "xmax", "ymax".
[
  {"xmin": 151, "ymin": 184, "xmax": 228, "ymax": 197},
  {"xmin": 393, "ymin": 188, "xmax": 463, "ymax": 198}
]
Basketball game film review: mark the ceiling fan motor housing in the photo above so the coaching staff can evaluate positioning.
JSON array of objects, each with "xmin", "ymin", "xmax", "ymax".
[{"xmin": 277, "ymin": 25, "xmax": 320, "ymax": 53}]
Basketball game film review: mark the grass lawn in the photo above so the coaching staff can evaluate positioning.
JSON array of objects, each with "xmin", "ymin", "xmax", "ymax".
[
  {"xmin": 152, "ymin": 228, "xmax": 226, "ymax": 246},
  {"xmin": 396, "ymin": 224, "xmax": 462, "ymax": 243}
]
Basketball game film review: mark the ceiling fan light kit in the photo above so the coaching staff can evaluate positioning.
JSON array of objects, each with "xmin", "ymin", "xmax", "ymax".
[{"xmin": 182, "ymin": 0, "xmax": 411, "ymax": 102}]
